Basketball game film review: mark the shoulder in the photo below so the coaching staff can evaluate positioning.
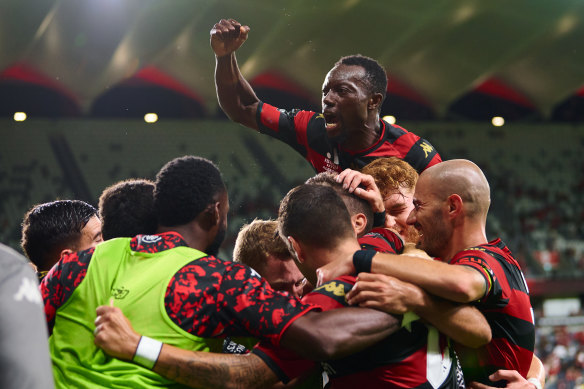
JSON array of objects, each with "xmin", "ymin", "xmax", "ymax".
[{"xmin": 359, "ymin": 228, "xmax": 404, "ymax": 254}]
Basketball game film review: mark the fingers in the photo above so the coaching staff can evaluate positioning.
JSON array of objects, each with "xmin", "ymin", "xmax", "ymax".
[
  {"xmin": 211, "ymin": 19, "xmax": 249, "ymax": 40},
  {"xmin": 336, "ymin": 169, "xmax": 365, "ymax": 193},
  {"xmin": 489, "ymin": 370, "xmax": 522, "ymax": 383}
]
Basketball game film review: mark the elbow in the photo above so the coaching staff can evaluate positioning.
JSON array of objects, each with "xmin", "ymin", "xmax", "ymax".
[
  {"xmin": 448, "ymin": 280, "xmax": 484, "ymax": 304},
  {"xmin": 465, "ymin": 330, "xmax": 492, "ymax": 349}
]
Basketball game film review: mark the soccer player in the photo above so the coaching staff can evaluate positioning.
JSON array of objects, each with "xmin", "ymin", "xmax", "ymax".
[
  {"xmin": 94, "ymin": 184, "xmax": 491, "ymax": 388},
  {"xmin": 210, "ymin": 19, "xmax": 441, "ymax": 175},
  {"xmin": 233, "ymin": 219, "xmax": 308, "ymax": 300},
  {"xmin": 98, "ymin": 178, "xmax": 157, "ymax": 240},
  {"xmin": 361, "ymin": 156, "xmax": 421, "ymax": 244},
  {"xmin": 318, "ymin": 159, "xmax": 536, "ymax": 385},
  {"xmin": 42, "ymin": 156, "xmax": 398, "ymax": 388},
  {"xmin": 21, "ymin": 199, "xmax": 103, "ymax": 281}
]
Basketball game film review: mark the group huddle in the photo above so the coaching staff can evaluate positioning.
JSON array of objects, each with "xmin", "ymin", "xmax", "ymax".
[{"xmin": 14, "ymin": 17, "xmax": 543, "ymax": 389}]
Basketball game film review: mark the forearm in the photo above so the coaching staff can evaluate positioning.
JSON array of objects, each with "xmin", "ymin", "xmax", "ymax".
[
  {"xmin": 527, "ymin": 355, "xmax": 545, "ymax": 388},
  {"xmin": 154, "ymin": 344, "xmax": 278, "ymax": 389},
  {"xmin": 371, "ymin": 253, "xmax": 485, "ymax": 303},
  {"xmin": 215, "ymin": 53, "xmax": 259, "ymax": 128},
  {"xmin": 413, "ymin": 292, "xmax": 491, "ymax": 348},
  {"xmin": 281, "ymin": 308, "xmax": 400, "ymax": 361}
]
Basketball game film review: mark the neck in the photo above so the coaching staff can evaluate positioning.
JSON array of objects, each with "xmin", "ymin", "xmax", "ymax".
[
  {"xmin": 341, "ymin": 115, "xmax": 381, "ymax": 152},
  {"xmin": 304, "ymin": 238, "xmax": 361, "ymax": 284},
  {"xmin": 444, "ymin": 221, "xmax": 488, "ymax": 261},
  {"xmin": 156, "ymin": 223, "xmax": 210, "ymax": 253}
]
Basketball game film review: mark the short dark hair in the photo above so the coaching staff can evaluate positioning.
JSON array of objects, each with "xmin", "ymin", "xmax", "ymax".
[
  {"xmin": 306, "ymin": 172, "xmax": 373, "ymax": 233},
  {"xmin": 21, "ymin": 200, "xmax": 98, "ymax": 270},
  {"xmin": 154, "ymin": 156, "xmax": 226, "ymax": 227},
  {"xmin": 336, "ymin": 54, "xmax": 387, "ymax": 109},
  {"xmin": 279, "ymin": 184, "xmax": 354, "ymax": 249},
  {"xmin": 98, "ymin": 179, "xmax": 157, "ymax": 240}
]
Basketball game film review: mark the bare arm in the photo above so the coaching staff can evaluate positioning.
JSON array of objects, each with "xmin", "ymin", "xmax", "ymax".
[
  {"xmin": 281, "ymin": 307, "xmax": 401, "ymax": 360},
  {"xmin": 94, "ymin": 306, "xmax": 278, "ymax": 389},
  {"xmin": 211, "ymin": 19, "xmax": 260, "ymax": 129},
  {"xmin": 346, "ymin": 272, "xmax": 491, "ymax": 348},
  {"xmin": 318, "ymin": 251, "xmax": 487, "ymax": 303},
  {"xmin": 527, "ymin": 355, "xmax": 545, "ymax": 388},
  {"xmin": 156, "ymin": 345, "xmax": 277, "ymax": 389},
  {"xmin": 95, "ymin": 305, "xmax": 399, "ymax": 385}
]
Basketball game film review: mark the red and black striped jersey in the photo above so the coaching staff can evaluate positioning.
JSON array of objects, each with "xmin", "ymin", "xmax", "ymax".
[
  {"xmin": 359, "ymin": 227, "xmax": 405, "ymax": 254},
  {"xmin": 450, "ymin": 239, "xmax": 535, "ymax": 384},
  {"xmin": 256, "ymin": 102, "xmax": 442, "ymax": 174},
  {"xmin": 40, "ymin": 232, "xmax": 318, "ymax": 346},
  {"xmin": 252, "ymin": 230, "xmax": 458, "ymax": 388},
  {"xmin": 253, "ymin": 274, "xmax": 457, "ymax": 389}
]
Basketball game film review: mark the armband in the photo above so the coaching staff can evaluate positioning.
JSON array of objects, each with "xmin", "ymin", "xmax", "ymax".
[
  {"xmin": 133, "ymin": 336, "xmax": 162, "ymax": 369},
  {"xmin": 528, "ymin": 378, "xmax": 542, "ymax": 389},
  {"xmin": 372, "ymin": 210, "xmax": 386, "ymax": 228},
  {"xmin": 353, "ymin": 249, "xmax": 376, "ymax": 273}
]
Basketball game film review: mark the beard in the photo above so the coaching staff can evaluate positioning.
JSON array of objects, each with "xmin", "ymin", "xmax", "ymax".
[
  {"xmin": 403, "ymin": 225, "xmax": 422, "ymax": 244},
  {"xmin": 205, "ymin": 224, "xmax": 226, "ymax": 257},
  {"xmin": 416, "ymin": 211, "xmax": 450, "ymax": 259}
]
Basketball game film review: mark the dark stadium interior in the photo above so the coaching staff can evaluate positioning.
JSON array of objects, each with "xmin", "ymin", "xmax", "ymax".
[{"xmin": 2, "ymin": 0, "xmax": 584, "ymax": 386}]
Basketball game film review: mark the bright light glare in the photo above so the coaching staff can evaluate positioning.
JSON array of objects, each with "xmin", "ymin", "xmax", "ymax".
[
  {"xmin": 144, "ymin": 113, "xmax": 158, "ymax": 123},
  {"xmin": 14, "ymin": 112, "xmax": 27, "ymax": 122},
  {"xmin": 383, "ymin": 115, "xmax": 396, "ymax": 125},
  {"xmin": 491, "ymin": 116, "xmax": 505, "ymax": 127}
]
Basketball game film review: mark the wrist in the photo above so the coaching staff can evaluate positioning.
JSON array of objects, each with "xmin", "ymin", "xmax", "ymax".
[
  {"xmin": 528, "ymin": 378, "xmax": 542, "ymax": 389},
  {"xmin": 408, "ymin": 284, "xmax": 428, "ymax": 313},
  {"xmin": 372, "ymin": 210, "xmax": 386, "ymax": 228},
  {"xmin": 132, "ymin": 336, "xmax": 162, "ymax": 369},
  {"xmin": 353, "ymin": 250, "xmax": 376, "ymax": 273}
]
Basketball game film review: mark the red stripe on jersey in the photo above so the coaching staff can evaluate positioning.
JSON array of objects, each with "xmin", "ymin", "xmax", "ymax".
[
  {"xmin": 427, "ymin": 153, "xmax": 442, "ymax": 168},
  {"xmin": 292, "ymin": 111, "xmax": 313, "ymax": 147},
  {"xmin": 259, "ymin": 103, "xmax": 282, "ymax": 132},
  {"xmin": 385, "ymin": 126, "xmax": 421, "ymax": 157},
  {"xmin": 482, "ymin": 336, "xmax": 533, "ymax": 378}
]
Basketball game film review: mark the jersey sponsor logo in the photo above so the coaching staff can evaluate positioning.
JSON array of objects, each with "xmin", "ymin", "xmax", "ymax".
[
  {"xmin": 419, "ymin": 141, "xmax": 434, "ymax": 158},
  {"xmin": 141, "ymin": 235, "xmax": 162, "ymax": 243},
  {"xmin": 111, "ymin": 286, "xmax": 130, "ymax": 300},
  {"xmin": 313, "ymin": 280, "xmax": 352, "ymax": 300},
  {"xmin": 13, "ymin": 276, "xmax": 43, "ymax": 305}
]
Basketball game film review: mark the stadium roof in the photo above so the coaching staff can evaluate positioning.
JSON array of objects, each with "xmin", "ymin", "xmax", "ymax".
[{"xmin": 2, "ymin": 0, "xmax": 584, "ymax": 121}]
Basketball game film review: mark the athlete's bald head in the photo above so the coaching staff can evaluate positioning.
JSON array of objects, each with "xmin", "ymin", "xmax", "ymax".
[{"xmin": 420, "ymin": 159, "xmax": 491, "ymax": 219}]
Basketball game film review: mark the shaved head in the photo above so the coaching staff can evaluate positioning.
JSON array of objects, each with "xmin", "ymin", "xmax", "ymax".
[{"xmin": 421, "ymin": 159, "xmax": 491, "ymax": 219}]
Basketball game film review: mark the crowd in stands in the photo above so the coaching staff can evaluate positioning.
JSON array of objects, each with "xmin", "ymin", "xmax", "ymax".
[{"xmin": 536, "ymin": 320, "xmax": 584, "ymax": 389}]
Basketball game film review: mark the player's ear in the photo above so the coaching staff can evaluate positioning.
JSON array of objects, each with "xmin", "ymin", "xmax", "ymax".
[
  {"xmin": 200, "ymin": 202, "xmax": 220, "ymax": 229},
  {"xmin": 351, "ymin": 213, "xmax": 367, "ymax": 237},
  {"xmin": 447, "ymin": 194, "xmax": 464, "ymax": 218},
  {"xmin": 288, "ymin": 236, "xmax": 304, "ymax": 264},
  {"xmin": 368, "ymin": 93, "xmax": 383, "ymax": 111},
  {"xmin": 59, "ymin": 248, "xmax": 74, "ymax": 260}
]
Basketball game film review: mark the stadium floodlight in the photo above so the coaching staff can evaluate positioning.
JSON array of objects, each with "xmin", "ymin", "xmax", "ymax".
[
  {"xmin": 14, "ymin": 112, "xmax": 27, "ymax": 122},
  {"xmin": 144, "ymin": 113, "xmax": 158, "ymax": 123},
  {"xmin": 491, "ymin": 116, "xmax": 505, "ymax": 127}
]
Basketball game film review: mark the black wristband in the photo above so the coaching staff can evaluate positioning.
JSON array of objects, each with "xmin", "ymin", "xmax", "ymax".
[
  {"xmin": 353, "ymin": 249, "xmax": 376, "ymax": 273},
  {"xmin": 372, "ymin": 210, "xmax": 386, "ymax": 228}
]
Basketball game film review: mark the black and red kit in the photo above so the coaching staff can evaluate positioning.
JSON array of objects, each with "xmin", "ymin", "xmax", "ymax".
[
  {"xmin": 450, "ymin": 238, "xmax": 535, "ymax": 384},
  {"xmin": 40, "ymin": 232, "xmax": 318, "ymax": 345},
  {"xmin": 253, "ymin": 228, "xmax": 458, "ymax": 388},
  {"xmin": 256, "ymin": 102, "xmax": 442, "ymax": 174}
]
